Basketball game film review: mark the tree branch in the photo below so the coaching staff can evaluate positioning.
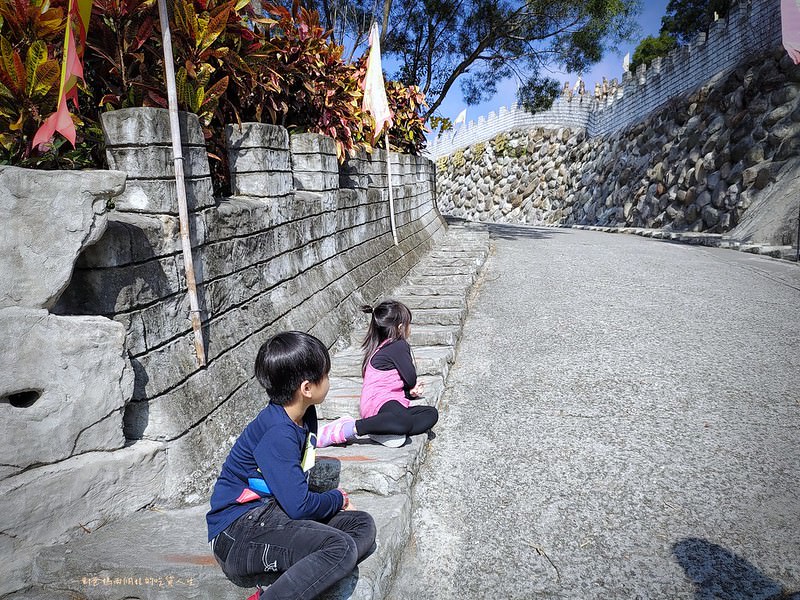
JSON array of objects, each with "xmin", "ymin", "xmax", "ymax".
[{"xmin": 424, "ymin": 34, "xmax": 494, "ymax": 118}]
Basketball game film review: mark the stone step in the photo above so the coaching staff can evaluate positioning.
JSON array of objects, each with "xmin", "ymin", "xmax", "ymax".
[
  {"xmin": 329, "ymin": 345, "xmax": 453, "ymax": 379},
  {"xmin": 391, "ymin": 283, "xmax": 470, "ymax": 297},
  {"xmin": 310, "ymin": 423, "xmax": 433, "ymax": 497},
  {"xmin": 410, "ymin": 263, "xmax": 480, "ymax": 276},
  {"xmin": 318, "ymin": 373, "xmax": 444, "ymax": 422},
  {"xmin": 394, "ymin": 294, "xmax": 465, "ymax": 310},
  {"xmin": 18, "ymin": 226, "xmax": 490, "ymax": 600},
  {"xmin": 28, "ymin": 492, "xmax": 411, "ymax": 600},
  {"xmin": 407, "ymin": 307, "xmax": 466, "ymax": 326},
  {"xmin": 418, "ymin": 256, "xmax": 485, "ymax": 268},
  {"xmin": 344, "ymin": 322, "xmax": 460, "ymax": 351},
  {"xmin": 406, "ymin": 324, "xmax": 460, "ymax": 347},
  {"xmin": 406, "ymin": 273, "xmax": 476, "ymax": 288}
]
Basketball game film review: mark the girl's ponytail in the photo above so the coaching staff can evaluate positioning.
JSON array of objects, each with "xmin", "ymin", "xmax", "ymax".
[{"xmin": 360, "ymin": 299, "xmax": 412, "ymax": 375}]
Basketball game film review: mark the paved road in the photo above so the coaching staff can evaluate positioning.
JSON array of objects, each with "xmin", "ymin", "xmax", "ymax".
[{"xmin": 386, "ymin": 224, "xmax": 800, "ymax": 600}]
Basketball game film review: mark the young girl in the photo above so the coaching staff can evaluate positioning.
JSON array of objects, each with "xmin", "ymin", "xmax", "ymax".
[{"xmin": 318, "ymin": 300, "xmax": 439, "ymax": 448}]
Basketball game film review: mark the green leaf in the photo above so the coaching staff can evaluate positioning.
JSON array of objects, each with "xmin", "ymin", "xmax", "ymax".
[
  {"xmin": 176, "ymin": 67, "xmax": 192, "ymax": 109},
  {"xmin": 26, "ymin": 40, "xmax": 48, "ymax": 94},
  {"xmin": 193, "ymin": 86, "xmax": 204, "ymax": 112}
]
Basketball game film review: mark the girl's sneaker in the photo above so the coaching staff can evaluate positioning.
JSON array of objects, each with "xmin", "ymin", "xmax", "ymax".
[
  {"xmin": 317, "ymin": 416, "xmax": 356, "ymax": 447},
  {"xmin": 368, "ymin": 433, "xmax": 407, "ymax": 448}
]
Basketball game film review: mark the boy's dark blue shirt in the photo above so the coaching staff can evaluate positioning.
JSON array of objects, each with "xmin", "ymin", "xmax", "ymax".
[{"xmin": 207, "ymin": 402, "xmax": 344, "ymax": 541}]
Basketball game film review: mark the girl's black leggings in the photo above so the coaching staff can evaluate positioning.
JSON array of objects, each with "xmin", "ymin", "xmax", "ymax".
[{"xmin": 355, "ymin": 400, "xmax": 438, "ymax": 436}]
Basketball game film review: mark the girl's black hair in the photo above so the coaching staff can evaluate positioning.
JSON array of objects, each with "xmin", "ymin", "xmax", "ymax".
[
  {"xmin": 255, "ymin": 331, "xmax": 331, "ymax": 406},
  {"xmin": 360, "ymin": 299, "xmax": 412, "ymax": 375}
]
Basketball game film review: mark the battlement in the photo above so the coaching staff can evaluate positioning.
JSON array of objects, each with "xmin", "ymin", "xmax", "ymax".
[{"xmin": 427, "ymin": 0, "xmax": 782, "ymax": 158}]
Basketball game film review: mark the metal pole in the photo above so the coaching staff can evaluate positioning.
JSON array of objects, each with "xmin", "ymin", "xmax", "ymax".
[{"xmin": 158, "ymin": 0, "xmax": 207, "ymax": 366}]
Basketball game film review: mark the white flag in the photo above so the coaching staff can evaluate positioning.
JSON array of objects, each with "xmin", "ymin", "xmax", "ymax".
[
  {"xmin": 363, "ymin": 22, "xmax": 393, "ymax": 143},
  {"xmin": 782, "ymin": 0, "xmax": 800, "ymax": 64},
  {"xmin": 623, "ymin": 52, "xmax": 631, "ymax": 72},
  {"xmin": 454, "ymin": 108, "xmax": 467, "ymax": 127}
]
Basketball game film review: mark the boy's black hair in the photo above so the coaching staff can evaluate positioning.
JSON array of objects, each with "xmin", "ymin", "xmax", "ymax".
[{"xmin": 255, "ymin": 331, "xmax": 331, "ymax": 405}]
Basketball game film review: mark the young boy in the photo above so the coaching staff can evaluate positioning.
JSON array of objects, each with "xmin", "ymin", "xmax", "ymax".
[{"xmin": 207, "ymin": 331, "xmax": 376, "ymax": 599}]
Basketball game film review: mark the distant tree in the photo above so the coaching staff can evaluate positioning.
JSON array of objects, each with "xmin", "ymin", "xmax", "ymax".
[
  {"xmin": 266, "ymin": 0, "xmax": 386, "ymax": 58},
  {"xmin": 629, "ymin": 32, "xmax": 678, "ymax": 72},
  {"xmin": 627, "ymin": 0, "xmax": 731, "ymax": 73},
  {"xmin": 382, "ymin": 0, "xmax": 641, "ymax": 119},
  {"xmin": 268, "ymin": 0, "xmax": 640, "ymax": 118},
  {"xmin": 660, "ymin": 0, "xmax": 732, "ymax": 45}
]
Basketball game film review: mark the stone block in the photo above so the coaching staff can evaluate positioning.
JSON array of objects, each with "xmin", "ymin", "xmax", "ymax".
[
  {"xmin": 69, "ymin": 211, "xmax": 207, "ymax": 269},
  {"xmin": 0, "ymin": 166, "xmax": 125, "ymax": 310},
  {"xmin": 292, "ymin": 152, "xmax": 339, "ymax": 173},
  {"xmin": 101, "ymin": 108, "xmax": 205, "ymax": 147},
  {"xmin": 105, "ymin": 146, "xmax": 211, "ymax": 179},
  {"xmin": 160, "ymin": 377, "xmax": 266, "ymax": 502},
  {"xmin": 205, "ymin": 196, "xmax": 287, "ymax": 241},
  {"xmin": 225, "ymin": 122, "xmax": 289, "ymax": 150},
  {"xmin": 369, "ymin": 148, "xmax": 389, "ymax": 188},
  {"xmin": 228, "ymin": 146, "xmax": 291, "ymax": 174},
  {"xmin": 290, "ymin": 132, "xmax": 337, "ymax": 155},
  {"xmin": 293, "ymin": 171, "xmax": 340, "ymax": 192},
  {"xmin": 0, "ymin": 308, "xmax": 132, "ymax": 476},
  {"xmin": 59, "ymin": 254, "xmax": 183, "ymax": 315},
  {"xmin": 230, "ymin": 171, "xmax": 293, "ymax": 198},
  {"xmin": 129, "ymin": 329, "xmax": 264, "ymax": 441},
  {"xmin": 339, "ymin": 151, "xmax": 370, "ymax": 189},
  {"xmin": 26, "ymin": 491, "xmax": 412, "ymax": 600},
  {"xmin": 121, "ymin": 294, "xmax": 192, "ymax": 357},
  {"xmin": 311, "ymin": 436, "xmax": 427, "ymax": 496},
  {"xmin": 112, "ymin": 176, "xmax": 216, "ymax": 214},
  {"xmin": 0, "ymin": 441, "xmax": 166, "ymax": 596}
]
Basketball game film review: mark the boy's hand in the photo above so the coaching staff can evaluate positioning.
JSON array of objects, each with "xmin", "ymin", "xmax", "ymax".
[
  {"xmin": 409, "ymin": 382, "xmax": 425, "ymax": 397},
  {"xmin": 338, "ymin": 488, "xmax": 354, "ymax": 511}
]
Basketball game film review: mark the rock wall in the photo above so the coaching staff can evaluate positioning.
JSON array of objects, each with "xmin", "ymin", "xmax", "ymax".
[
  {"xmin": 427, "ymin": 0, "xmax": 781, "ymax": 158},
  {"xmin": 0, "ymin": 109, "xmax": 444, "ymax": 596},
  {"xmin": 436, "ymin": 48, "xmax": 800, "ymax": 244},
  {"xmin": 0, "ymin": 168, "xmax": 147, "ymax": 596}
]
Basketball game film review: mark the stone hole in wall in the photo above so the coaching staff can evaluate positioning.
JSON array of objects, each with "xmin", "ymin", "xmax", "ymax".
[{"xmin": 1, "ymin": 389, "xmax": 42, "ymax": 408}]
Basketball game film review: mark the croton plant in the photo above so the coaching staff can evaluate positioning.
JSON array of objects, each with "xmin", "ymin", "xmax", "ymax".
[{"xmin": 0, "ymin": 0, "xmax": 428, "ymax": 181}]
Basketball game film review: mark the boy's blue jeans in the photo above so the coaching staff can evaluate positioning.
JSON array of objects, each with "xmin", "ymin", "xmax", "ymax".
[{"xmin": 212, "ymin": 499, "xmax": 376, "ymax": 599}]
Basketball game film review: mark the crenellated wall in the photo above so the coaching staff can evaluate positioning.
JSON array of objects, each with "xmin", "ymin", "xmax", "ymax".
[
  {"xmin": 427, "ymin": 0, "xmax": 782, "ymax": 158},
  {"xmin": 435, "ymin": 46, "xmax": 800, "ymax": 246},
  {"xmin": 0, "ymin": 109, "xmax": 444, "ymax": 596}
]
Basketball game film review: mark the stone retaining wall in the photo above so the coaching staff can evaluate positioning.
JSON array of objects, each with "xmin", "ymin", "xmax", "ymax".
[
  {"xmin": 436, "ymin": 47, "xmax": 800, "ymax": 245},
  {"xmin": 427, "ymin": 0, "xmax": 781, "ymax": 158},
  {"xmin": 0, "ymin": 109, "xmax": 443, "ymax": 596}
]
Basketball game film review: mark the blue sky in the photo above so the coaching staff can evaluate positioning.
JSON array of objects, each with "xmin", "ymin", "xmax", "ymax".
[{"xmin": 432, "ymin": 0, "xmax": 670, "ymax": 126}]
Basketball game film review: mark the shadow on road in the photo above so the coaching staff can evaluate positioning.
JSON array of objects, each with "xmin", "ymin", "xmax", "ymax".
[
  {"xmin": 673, "ymin": 538, "xmax": 799, "ymax": 599},
  {"xmin": 443, "ymin": 216, "xmax": 570, "ymax": 241}
]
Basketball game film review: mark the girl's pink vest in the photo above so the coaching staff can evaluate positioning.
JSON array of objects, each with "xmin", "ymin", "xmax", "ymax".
[{"xmin": 360, "ymin": 341, "xmax": 410, "ymax": 418}]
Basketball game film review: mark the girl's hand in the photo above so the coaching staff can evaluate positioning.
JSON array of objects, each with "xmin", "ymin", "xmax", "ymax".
[{"xmin": 409, "ymin": 382, "xmax": 425, "ymax": 397}]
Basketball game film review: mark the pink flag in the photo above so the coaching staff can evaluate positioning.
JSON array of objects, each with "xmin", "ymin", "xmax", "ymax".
[
  {"xmin": 32, "ymin": 0, "xmax": 94, "ymax": 148},
  {"xmin": 362, "ymin": 22, "xmax": 393, "ymax": 143},
  {"xmin": 782, "ymin": 0, "xmax": 800, "ymax": 64}
]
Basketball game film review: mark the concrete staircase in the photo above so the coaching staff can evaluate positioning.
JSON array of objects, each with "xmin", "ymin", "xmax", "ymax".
[{"xmin": 9, "ymin": 225, "xmax": 490, "ymax": 600}]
